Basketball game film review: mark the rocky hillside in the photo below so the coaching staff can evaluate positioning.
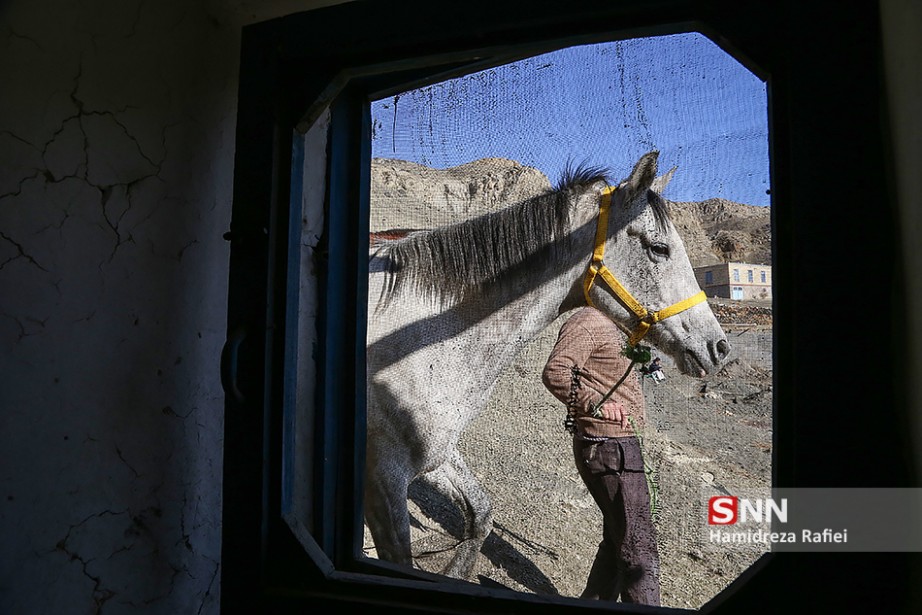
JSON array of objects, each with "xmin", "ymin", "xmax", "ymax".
[
  {"xmin": 670, "ymin": 198, "xmax": 772, "ymax": 266},
  {"xmin": 370, "ymin": 158, "xmax": 771, "ymax": 267},
  {"xmin": 370, "ymin": 158, "xmax": 550, "ymax": 231}
]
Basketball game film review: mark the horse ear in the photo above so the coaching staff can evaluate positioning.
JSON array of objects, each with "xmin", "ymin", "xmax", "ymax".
[
  {"xmin": 622, "ymin": 151, "xmax": 659, "ymax": 198},
  {"xmin": 652, "ymin": 165, "xmax": 677, "ymax": 195}
]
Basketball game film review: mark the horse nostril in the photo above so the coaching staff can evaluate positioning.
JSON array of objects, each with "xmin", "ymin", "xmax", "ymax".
[
  {"xmin": 708, "ymin": 338, "xmax": 730, "ymax": 365},
  {"xmin": 711, "ymin": 338, "xmax": 731, "ymax": 364}
]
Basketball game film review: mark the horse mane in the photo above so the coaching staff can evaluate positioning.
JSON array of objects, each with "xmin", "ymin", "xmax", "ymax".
[
  {"xmin": 554, "ymin": 161, "xmax": 612, "ymax": 192},
  {"xmin": 376, "ymin": 161, "xmax": 667, "ymax": 306},
  {"xmin": 556, "ymin": 161, "xmax": 670, "ymax": 231}
]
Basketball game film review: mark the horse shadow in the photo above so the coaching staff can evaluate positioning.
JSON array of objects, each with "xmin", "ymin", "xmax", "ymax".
[{"xmin": 407, "ymin": 479, "xmax": 561, "ymax": 596}]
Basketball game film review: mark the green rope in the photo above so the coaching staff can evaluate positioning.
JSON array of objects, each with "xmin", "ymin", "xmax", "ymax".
[{"xmin": 628, "ymin": 411, "xmax": 659, "ymax": 519}]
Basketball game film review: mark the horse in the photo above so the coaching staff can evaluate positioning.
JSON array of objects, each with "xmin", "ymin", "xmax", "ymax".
[{"xmin": 364, "ymin": 151, "xmax": 731, "ymax": 579}]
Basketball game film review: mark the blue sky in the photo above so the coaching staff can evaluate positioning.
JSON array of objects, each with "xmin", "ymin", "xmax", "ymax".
[{"xmin": 371, "ymin": 32, "xmax": 770, "ymax": 207}]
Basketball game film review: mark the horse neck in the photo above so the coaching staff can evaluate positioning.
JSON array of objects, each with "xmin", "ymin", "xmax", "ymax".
[
  {"xmin": 469, "ymin": 199, "xmax": 599, "ymax": 354},
  {"xmin": 475, "ymin": 264, "xmax": 575, "ymax": 349}
]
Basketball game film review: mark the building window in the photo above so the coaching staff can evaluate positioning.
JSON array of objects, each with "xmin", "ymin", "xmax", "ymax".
[
  {"xmin": 363, "ymin": 31, "xmax": 770, "ymax": 607},
  {"xmin": 220, "ymin": 1, "xmax": 911, "ymax": 611},
  {"xmin": 761, "ymin": 270, "xmax": 767, "ymax": 283},
  {"xmin": 222, "ymin": 2, "xmax": 787, "ymax": 612},
  {"xmin": 748, "ymin": 269, "xmax": 754, "ymax": 282},
  {"xmin": 705, "ymin": 270, "xmax": 714, "ymax": 284},
  {"xmin": 733, "ymin": 268, "xmax": 740, "ymax": 282}
]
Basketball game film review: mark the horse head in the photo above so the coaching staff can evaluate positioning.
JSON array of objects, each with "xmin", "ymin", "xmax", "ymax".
[{"xmin": 582, "ymin": 151, "xmax": 731, "ymax": 376}]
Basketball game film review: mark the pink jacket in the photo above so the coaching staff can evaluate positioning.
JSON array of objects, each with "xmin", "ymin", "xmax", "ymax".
[{"xmin": 542, "ymin": 308, "xmax": 646, "ymax": 438}]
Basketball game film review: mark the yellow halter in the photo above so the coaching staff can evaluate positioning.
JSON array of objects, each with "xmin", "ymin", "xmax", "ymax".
[{"xmin": 583, "ymin": 185, "xmax": 707, "ymax": 347}]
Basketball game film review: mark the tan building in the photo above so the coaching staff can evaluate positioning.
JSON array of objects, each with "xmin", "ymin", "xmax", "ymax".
[{"xmin": 694, "ymin": 262, "xmax": 772, "ymax": 301}]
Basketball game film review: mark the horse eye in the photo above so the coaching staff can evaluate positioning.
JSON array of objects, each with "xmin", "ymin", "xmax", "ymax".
[{"xmin": 650, "ymin": 242, "xmax": 670, "ymax": 258}]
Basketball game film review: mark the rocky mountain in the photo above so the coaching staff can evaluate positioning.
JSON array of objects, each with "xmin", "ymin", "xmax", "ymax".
[
  {"xmin": 669, "ymin": 198, "xmax": 771, "ymax": 266},
  {"xmin": 370, "ymin": 158, "xmax": 771, "ymax": 267},
  {"xmin": 370, "ymin": 158, "xmax": 550, "ymax": 231}
]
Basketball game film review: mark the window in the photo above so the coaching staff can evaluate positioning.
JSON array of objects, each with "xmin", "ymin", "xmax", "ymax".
[
  {"xmin": 364, "ymin": 34, "xmax": 770, "ymax": 608},
  {"xmin": 748, "ymin": 269, "xmax": 754, "ymax": 282},
  {"xmin": 761, "ymin": 270, "xmax": 767, "ymax": 283},
  {"xmin": 221, "ymin": 1, "xmax": 906, "ymax": 613},
  {"xmin": 733, "ymin": 268, "xmax": 740, "ymax": 282},
  {"xmin": 705, "ymin": 270, "xmax": 714, "ymax": 285}
]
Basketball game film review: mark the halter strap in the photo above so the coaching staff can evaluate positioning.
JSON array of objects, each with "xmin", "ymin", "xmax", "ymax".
[{"xmin": 583, "ymin": 185, "xmax": 707, "ymax": 347}]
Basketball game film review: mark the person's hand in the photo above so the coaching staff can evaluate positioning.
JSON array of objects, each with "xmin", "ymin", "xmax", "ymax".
[{"xmin": 596, "ymin": 400, "xmax": 627, "ymax": 426}]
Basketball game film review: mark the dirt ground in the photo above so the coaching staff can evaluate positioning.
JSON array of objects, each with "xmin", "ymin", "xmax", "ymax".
[{"xmin": 363, "ymin": 299, "xmax": 773, "ymax": 610}]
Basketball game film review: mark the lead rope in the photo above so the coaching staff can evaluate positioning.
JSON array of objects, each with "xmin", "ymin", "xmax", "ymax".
[
  {"xmin": 565, "ymin": 344, "xmax": 650, "ymax": 429},
  {"xmin": 588, "ymin": 360, "xmax": 637, "ymax": 418}
]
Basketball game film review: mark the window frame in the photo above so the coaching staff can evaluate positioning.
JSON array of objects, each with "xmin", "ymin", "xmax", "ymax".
[{"xmin": 220, "ymin": 1, "xmax": 911, "ymax": 613}]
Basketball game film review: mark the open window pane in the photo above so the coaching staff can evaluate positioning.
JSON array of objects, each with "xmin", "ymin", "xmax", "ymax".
[
  {"xmin": 361, "ymin": 32, "xmax": 771, "ymax": 609},
  {"xmin": 284, "ymin": 108, "xmax": 330, "ymax": 550}
]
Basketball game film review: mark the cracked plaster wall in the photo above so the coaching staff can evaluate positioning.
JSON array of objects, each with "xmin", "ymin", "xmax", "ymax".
[{"xmin": 0, "ymin": 0, "xmax": 350, "ymax": 612}]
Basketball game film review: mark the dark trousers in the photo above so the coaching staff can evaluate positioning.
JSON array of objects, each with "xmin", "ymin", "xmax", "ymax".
[{"xmin": 572, "ymin": 436, "xmax": 661, "ymax": 605}]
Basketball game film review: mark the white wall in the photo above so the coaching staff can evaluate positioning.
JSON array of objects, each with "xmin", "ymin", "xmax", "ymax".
[{"xmin": 0, "ymin": 1, "xmax": 346, "ymax": 612}]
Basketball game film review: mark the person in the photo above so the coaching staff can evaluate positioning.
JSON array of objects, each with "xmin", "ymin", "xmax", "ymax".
[
  {"xmin": 645, "ymin": 357, "xmax": 665, "ymax": 382},
  {"xmin": 542, "ymin": 307, "xmax": 661, "ymax": 605}
]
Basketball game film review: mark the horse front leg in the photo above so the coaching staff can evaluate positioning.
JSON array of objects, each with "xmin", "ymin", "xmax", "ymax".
[
  {"xmin": 421, "ymin": 447, "xmax": 494, "ymax": 579},
  {"xmin": 364, "ymin": 457, "xmax": 413, "ymax": 567}
]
